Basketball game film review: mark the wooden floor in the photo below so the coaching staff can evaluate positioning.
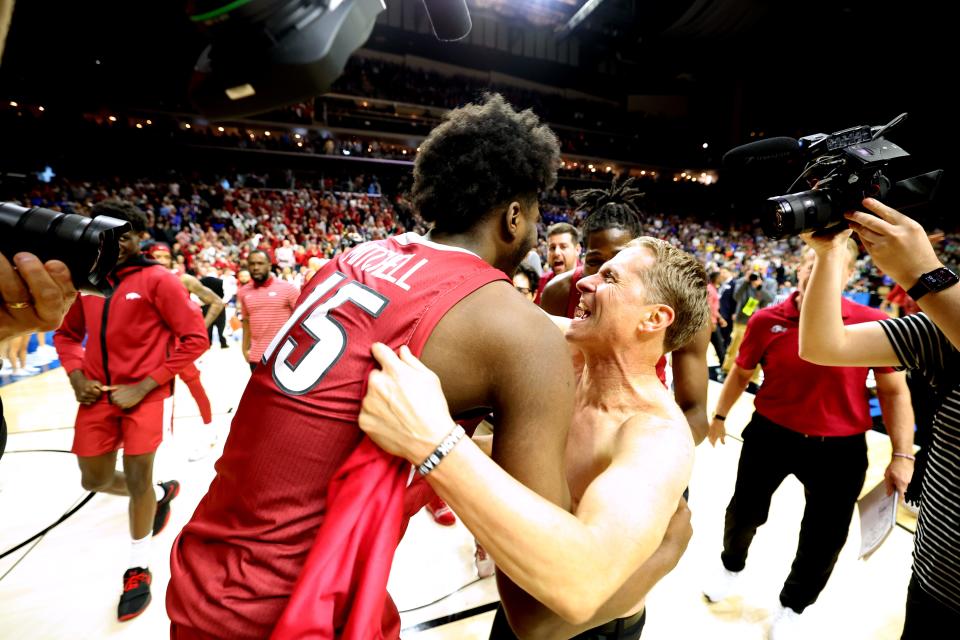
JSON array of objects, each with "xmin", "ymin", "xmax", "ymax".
[{"xmin": 1, "ymin": 343, "xmax": 915, "ymax": 639}]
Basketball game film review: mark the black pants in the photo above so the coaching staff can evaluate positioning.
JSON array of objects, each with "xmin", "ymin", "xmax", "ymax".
[
  {"xmin": 489, "ymin": 605, "xmax": 646, "ymax": 639},
  {"xmin": 721, "ymin": 413, "xmax": 868, "ymax": 613},
  {"xmin": 710, "ymin": 325, "xmax": 728, "ymax": 366},
  {"xmin": 901, "ymin": 574, "xmax": 960, "ymax": 639},
  {"xmin": 203, "ymin": 306, "xmax": 227, "ymax": 348}
]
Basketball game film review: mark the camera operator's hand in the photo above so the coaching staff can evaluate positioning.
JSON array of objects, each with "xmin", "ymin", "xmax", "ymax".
[
  {"xmin": 799, "ymin": 226, "xmax": 853, "ymax": 257},
  {"xmin": 68, "ymin": 370, "xmax": 106, "ymax": 405},
  {"xmin": 0, "ymin": 252, "xmax": 78, "ymax": 341},
  {"xmin": 844, "ymin": 198, "xmax": 941, "ymax": 285}
]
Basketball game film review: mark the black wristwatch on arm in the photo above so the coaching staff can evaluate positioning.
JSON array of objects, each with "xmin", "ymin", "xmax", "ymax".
[{"xmin": 907, "ymin": 267, "xmax": 960, "ymax": 301}]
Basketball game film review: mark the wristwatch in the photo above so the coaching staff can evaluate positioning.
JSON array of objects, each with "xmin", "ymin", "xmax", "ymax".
[{"xmin": 907, "ymin": 267, "xmax": 960, "ymax": 301}]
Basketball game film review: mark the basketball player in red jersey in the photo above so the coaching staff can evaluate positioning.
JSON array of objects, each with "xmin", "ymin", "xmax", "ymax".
[
  {"xmin": 53, "ymin": 200, "xmax": 207, "ymax": 621},
  {"xmin": 167, "ymin": 94, "xmax": 589, "ymax": 639},
  {"xmin": 143, "ymin": 242, "xmax": 222, "ymax": 425},
  {"xmin": 541, "ymin": 179, "xmax": 711, "ymax": 444}
]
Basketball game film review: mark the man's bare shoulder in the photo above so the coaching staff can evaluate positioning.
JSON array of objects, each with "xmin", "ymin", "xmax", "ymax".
[{"xmin": 615, "ymin": 410, "xmax": 695, "ymax": 477}]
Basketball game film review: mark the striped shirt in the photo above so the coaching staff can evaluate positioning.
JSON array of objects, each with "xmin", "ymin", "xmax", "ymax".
[
  {"xmin": 238, "ymin": 276, "xmax": 299, "ymax": 363},
  {"xmin": 879, "ymin": 312, "xmax": 960, "ymax": 614}
]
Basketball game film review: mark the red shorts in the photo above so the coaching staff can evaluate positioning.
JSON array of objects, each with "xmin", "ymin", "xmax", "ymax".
[{"xmin": 72, "ymin": 398, "xmax": 171, "ymax": 457}]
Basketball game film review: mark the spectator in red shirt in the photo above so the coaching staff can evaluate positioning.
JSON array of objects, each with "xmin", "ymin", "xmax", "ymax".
[
  {"xmin": 53, "ymin": 200, "xmax": 208, "ymax": 622},
  {"xmin": 703, "ymin": 243, "xmax": 914, "ymax": 638},
  {"xmin": 237, "ymin": 250, "xmax": 299, "ymax": 371}
]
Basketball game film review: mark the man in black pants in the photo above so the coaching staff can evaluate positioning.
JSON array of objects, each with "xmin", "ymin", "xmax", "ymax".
[
  {"xmin": 705, "ymin": 244, "xmax": 914, "ymax": 639},
  {"xmin": 199, "ymin": 269, "xmax": 228, "ymax": 348}
]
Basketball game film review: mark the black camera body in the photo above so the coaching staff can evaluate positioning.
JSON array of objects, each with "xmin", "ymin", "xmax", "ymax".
[
  {"xmin": 0, "ymin": 203, "xmax": 130, "ymax": 295},
  {"xmin": 761, "ymin": 114, "xmax": 942, "ymax": 238}
]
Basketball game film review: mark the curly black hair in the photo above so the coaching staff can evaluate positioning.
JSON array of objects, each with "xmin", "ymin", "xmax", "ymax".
[
  {"xmin": 91, "ymin": 199, "xmax": 148, "ymax": 233},
  {"xmin": 573, "ymin": 177, "xmax": 644, "ymax": 241},
  {"xmin": 412, "ymin": 93, "xmax": 560, "ymax": 234}
]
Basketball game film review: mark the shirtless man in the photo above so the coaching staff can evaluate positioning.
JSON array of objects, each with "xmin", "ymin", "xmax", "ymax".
[
  {"xmin": 360, "ymin": 236, "xmax": 709, "ymax": 638},
  {"xmin": 541, "ymin": 180, "xmax": 711, "ymax": 444}
]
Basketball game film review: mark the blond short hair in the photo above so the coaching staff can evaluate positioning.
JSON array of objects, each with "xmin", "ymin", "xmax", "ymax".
[{"xmin": 627, "ymin": 237, "xmax": 709, "ymax": 353}]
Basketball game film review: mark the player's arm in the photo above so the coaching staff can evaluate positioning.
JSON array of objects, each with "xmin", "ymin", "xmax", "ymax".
[
  {"xmin": 671, "ymin": 321, "xmax": 711, "ymax": 445},
  {"xmin": 182, "ymin": 274, "xmax": 224, "ymax": 328},
  {"xmin": 539, "ymin": 270, "xmax": 573, "ymax": 316}
]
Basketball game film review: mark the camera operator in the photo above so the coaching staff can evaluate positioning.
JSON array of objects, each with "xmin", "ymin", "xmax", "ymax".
[
  {"xmin": 799, "ymin": 198, "xmax": 960, "ymax": 637},
  {"xmin": 0, "ymin": 251, "xmax": 77, "ymax": 461},
  {"xmin": 704, "ymin": 240, "xmax": 914, "ymax": 639}
]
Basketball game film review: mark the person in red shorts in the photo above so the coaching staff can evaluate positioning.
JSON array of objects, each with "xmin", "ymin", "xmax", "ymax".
[{"xmin": 53, "ymin": 200, "xmax": 208, "ymax": 622}]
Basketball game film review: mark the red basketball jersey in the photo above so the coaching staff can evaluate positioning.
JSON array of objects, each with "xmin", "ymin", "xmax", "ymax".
[{"xmin": 167, "ymin": 233, "xmax": 508, "ymax": 639}]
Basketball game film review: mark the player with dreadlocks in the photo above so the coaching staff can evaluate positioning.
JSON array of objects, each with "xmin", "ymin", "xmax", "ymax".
[{"xmin": 541, "ymin": 177, "xmax": 712, "ymax": 444}]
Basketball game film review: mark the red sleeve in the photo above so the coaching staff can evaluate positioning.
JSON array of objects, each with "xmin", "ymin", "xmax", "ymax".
[
  {"xmin": 288, "ymin": 283, "xmax": 300, "ymax": 311},
  {"xmin": 53, "ymin": 298, "xmax": 87, "ymax": 375},
  {"xmin": 734, "ymin": 312, "xmax": 767, "ymax": 371},
  {"xmin": 147, "ymin": 272, "xmax": 209, "ymax": 385}
]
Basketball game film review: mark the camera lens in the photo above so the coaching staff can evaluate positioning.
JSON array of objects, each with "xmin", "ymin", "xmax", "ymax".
[
  {"xmin": 762, "ymin": 190, "xmax": 836, "ymax": 239},
  {"xmin": 0, "ymin": 203, "xmax": 130, "ymax": 295}
]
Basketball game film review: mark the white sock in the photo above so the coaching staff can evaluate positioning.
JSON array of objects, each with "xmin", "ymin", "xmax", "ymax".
[
  {"xmin": 153, "ymin": 484, "xmax": 165, "ymax": 501},
  {"xmin": 129, "ymin": 535, "xmax": 151, "ymax": 570}
]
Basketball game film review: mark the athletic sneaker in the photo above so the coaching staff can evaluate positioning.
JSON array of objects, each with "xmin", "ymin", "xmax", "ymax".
[
  {"xmin": 152, "ymin": 480, "xmax": 180, "ymax": 536},
  {"xmin": 475, "ymin": 542, "xmax": 495, "ymax": 578},
  {"xmin": 117, "ymin": 567, "xmax": 152, "ymax": 621},
  {"xmin": 425, "ymin": 496, "xmax": 456, "ymax": 526},
  {"xmin": 769, "ymin": 605, "xmax": 803, "ymax": 640},
  {"xmin": 703, "ymin": 565, "xmax": 742, "ymax": 603}
]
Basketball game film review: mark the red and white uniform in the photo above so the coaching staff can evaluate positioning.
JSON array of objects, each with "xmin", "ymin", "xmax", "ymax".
[
  {"xmin": 168, "ymin": 233, "xmax": 508, "ymax": 639},
  {"xmin": 54, "ymin": 259, "xmax": 208, "ymax": 455},
  {"xmin": 237, "ymin": 275, "xmax": 299, "ymax": 363}
]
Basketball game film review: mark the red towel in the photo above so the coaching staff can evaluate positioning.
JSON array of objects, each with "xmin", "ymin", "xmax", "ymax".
[{"xmin": 270, "ymin": 437, "xmax": 408, "ymax": 640}]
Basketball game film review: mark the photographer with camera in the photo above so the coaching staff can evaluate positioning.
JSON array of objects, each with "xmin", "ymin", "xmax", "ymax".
[
  {"xmin": 0, "ymin": 250, "xmax": 78, "ymax": 462},
  {"xmin": 800, "ymin": 198, "xmax": 960, "ymax": 637},
  {"xmin": 719, "ymin": 263, "xmax": 775, "ymax": 382},
  {"xmin": 703, "ymin": 239, "xmax": 914, "ymax": 639}
]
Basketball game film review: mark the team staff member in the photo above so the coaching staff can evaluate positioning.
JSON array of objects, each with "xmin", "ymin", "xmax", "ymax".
[
  {"xmin": 541, "ymin": 179, "xmax": 711, "ymax": 444},
  {"xmin": 704, "ymin": 242, "xmax": 914, "ymax": 639},
  {"xmin": 237, "ymin": 250, "xmax": 299, "ymax": 372},
  {"xmin": 53, "ymin": 200, "xmax": 208, "ymax": 621}
]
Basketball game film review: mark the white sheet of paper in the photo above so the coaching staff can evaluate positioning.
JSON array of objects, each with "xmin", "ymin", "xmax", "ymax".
[{"xmin": 858, "ymin": 481, "xmax": 899, "ymax": 560}]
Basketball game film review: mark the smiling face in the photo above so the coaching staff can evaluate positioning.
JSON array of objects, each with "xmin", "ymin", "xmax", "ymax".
[{"xmin": 568, "ymin": 246, "xmax": 662, "ymax": 350}]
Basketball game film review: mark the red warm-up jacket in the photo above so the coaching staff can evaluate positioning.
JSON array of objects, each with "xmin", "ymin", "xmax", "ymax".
[{"xmin": 54, "ymin": 256, "xmax": 208, "ymax": 402}]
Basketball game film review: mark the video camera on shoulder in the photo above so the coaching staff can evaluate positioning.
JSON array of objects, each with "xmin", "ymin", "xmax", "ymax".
[
  {"xmin": 0, "ymin": 203, "xmax": 130, "ymax": 295},
  {"xmin": 724, "ymin": 113, "xmax": 943, "ymax": 239}
]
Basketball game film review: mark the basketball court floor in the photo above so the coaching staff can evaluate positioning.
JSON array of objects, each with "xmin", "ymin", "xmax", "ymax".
[{"xmin": 1, "ymin": 343, "xmax": 916, "ymax": 639}]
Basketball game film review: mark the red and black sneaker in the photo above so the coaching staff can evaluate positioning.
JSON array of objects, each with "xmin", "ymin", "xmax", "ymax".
[
  {"xmin": 117, "ymin": 567, "xmax": 152, "ymax": 621},
  {"xmin": 152, "ymin": 480, "xmax": 180, "ymax": 536}
]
